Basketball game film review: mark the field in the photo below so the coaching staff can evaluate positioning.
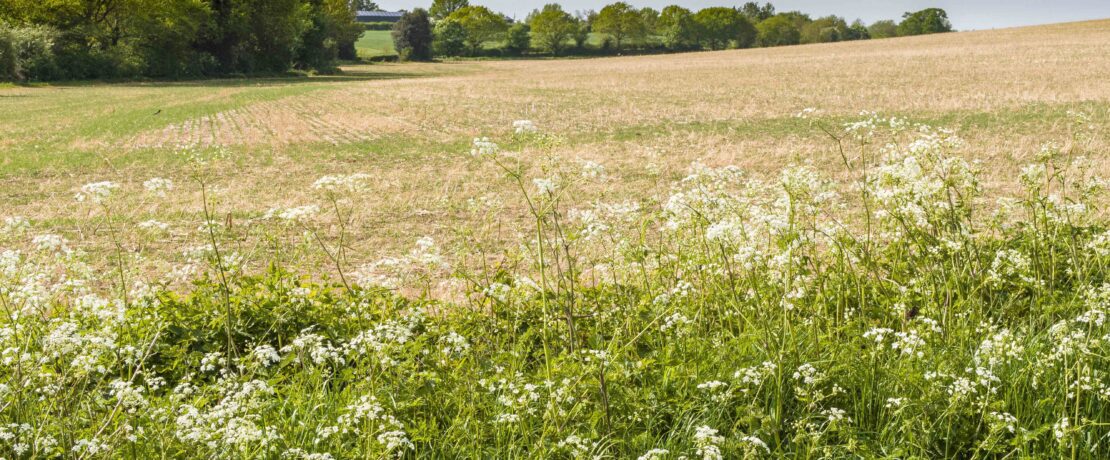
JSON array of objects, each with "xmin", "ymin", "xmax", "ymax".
[
  {"xmin": 355, "ymin": 30, "xmax": 397, "ymax": 58},
  {"xmin": 2, "ymin": 20, "xmax": 1110, "ymax": 458}
]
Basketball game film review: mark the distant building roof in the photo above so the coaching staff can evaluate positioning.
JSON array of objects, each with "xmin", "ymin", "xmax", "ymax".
[{"xmin": 356, "ymin": 10, "xmax": 403, "ymax": 22}]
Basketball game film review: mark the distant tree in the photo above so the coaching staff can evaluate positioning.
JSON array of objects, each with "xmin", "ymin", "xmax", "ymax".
[
  {"xmin": 756, "ymin": 14, "xmax": 800, "ymax": 46},
  {"xmin": 529, "ymin": 4, "xmax": 576, "ymax": 55},
  {"xmin": 800, "ymin": 15, "xmax": 847, "ymax": 44},
  {"xmin": 639, "ymin": 7, "xmax": 660, "ymax": 35},
  {"xmin": 447, "ymin": 5, "xmax": 508, "ymax": 55},
  {"xmin": 694, "ymin": 7, "xmax": 755, "ymax": 50},
  {"xmin": 868, "ymin": 19, "xmax": 898, "ymax": 38},
  {"xmin": 301, "ymin": 0, "xmax": 364, "ymax": 65},
  {"xmin": 739, "ymin": 2, "xmax": 775, "ymax": 22},
  {"xmin": 571, "ymin": 16, "xmax": 591, "ymax": 49},
  {"xmin": 594, "ymin": 2, "xmax": 646, "ymax": 50},
  {"xmin": 392, "ymin": 8, "xmax": 433, "ymax": 61},
  {"xmin": 429, "ymin": 0, "xmax": 469, "ymax": 21},
  {"xmin": 897, "ymin": 8, "xmax": 952, "ymax": 36},
  {"xmin": 657, "ymin": 5, "xmax": 698, "ymax": 50},
  {"xmin": 432, "ymin": 17, "xmax": 466, "ymax": 56},
  {"xmin": 844, "ymin": 19, "xmax": 870, "ymax": 40},
  {"xmin": 503, "ymin": 22, "xmax": 530, "ymax": 55},
  {"xmin": 353, "ymin": 0, "xmax": 379, "ymax": 11}
]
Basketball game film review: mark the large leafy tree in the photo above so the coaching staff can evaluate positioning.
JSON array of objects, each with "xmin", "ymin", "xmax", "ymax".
[
  {"xmin": 898, "ymin": 8, "xmax": 952, "ymax": 36},
  {"xmin": 693, "ymin": 7, "xmax": 755, "ymax": 50},
  {"xmin": 657, "ymin": 5, "xmax": 698, "ymax": 50},
  {"xmin": 739, "ymin": 1, "xmax": 775, "ymax": 22},
  {"xmin": 593, "ymin": 2, "xmax": 645, "ymax": 50},
  {"xmin": 447, "ymin": 5, "xmax": 507, "ymax": 56},
  {"xmin": 432, "ymin": 17, "xmax": 466, "ymax": 56},
  {"xmin": 503, "ymin": 22, "xmax": 529, "ymax": 55},
  {"xmin": 868, "ymin": 19, "xmax": 898, "ymax": 38},
  {"xmin": 756, "ymin": 14, "xmax": 800, "ymax": 47},
  {"xmin": 528, "ymin": 3, "xmax": 575, "ymax": 55},
  {"xmin": 392, "ymin": 8, "xmax": 432, "ymax": 61},
  {"xmin": 429, "ymin": 0, "xmax": 468, "ymax": 21},
  {"xmin": 799, "ymin": 15, "xmax": 848, "ymax": 44}
]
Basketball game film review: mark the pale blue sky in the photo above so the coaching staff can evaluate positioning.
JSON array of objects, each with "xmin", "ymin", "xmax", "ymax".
[{"xmin": 375, "ymin": 0, "xmax": 1110, "ymax": 30}]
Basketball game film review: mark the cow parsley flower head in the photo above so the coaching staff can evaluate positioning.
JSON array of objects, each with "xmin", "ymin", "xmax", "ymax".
[
  {"xmin": 513, "ymin": 119, "xmax": 538, "ymax": 134},
  {"xmin": 312, "ymin": 173, "xmax": 371, "ymax": 194},
  {"xmin": 75, "ymin": 181, "xmax": 119, "ymax": 203},
  {"xmin": 533, "ymin": 177, "xmax": 558, "ymax": 195},
  {"xmin": 470, "ymin": 137, "xmax": 500, "ymax": 157},
  {"xmin": 143, "ymin": 177, "xmax": 174, "ymax": 197}
]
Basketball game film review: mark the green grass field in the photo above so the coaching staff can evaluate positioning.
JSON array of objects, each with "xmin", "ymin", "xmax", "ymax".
[
  {"xmin": 2, "ymin": 20, "xmax": 1110, "ymax": 458},
  {"xmin": 355, "ymin": 30, "xmax": 396, "ymax": 58}
]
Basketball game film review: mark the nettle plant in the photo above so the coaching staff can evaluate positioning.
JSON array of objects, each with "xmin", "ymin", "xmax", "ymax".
[{"xmin": 0, "ymin": 112, "xmax": 1108, "ymax": 458}]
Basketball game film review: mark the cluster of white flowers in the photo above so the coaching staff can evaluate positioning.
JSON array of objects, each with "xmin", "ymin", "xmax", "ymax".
[
  {"xmin": 637, "ymin": 448, "xmax": 670, "ymax": 460},
  {"xmin": 470, "ymin": 137, "xmax": 500, "ymax": 157},
  {"xmin": 264, "ymin": 205, "xmax": 320, "ymax": 223},
  {"xmin": 533, "ymin": 177, "xmax": 559, "ymax": 195},
  {"xmin": 312, "ymin": 173, "xmax": 371, "ymax": 194},
  {"xmin": 512, "ymin": 119, "xmax": 538, "ymax": 134},
  {"xmin": 354, "ymin": 237, "xmax": 448, "ymax": 290},
  {"xmin": 557, "ymin": 434, "xmax": 599, "ymax": 459},
  {"xmin": 143, "ymin": 177, "xmax": 174, "ymax": 197},
  {"xmin": 75, "ymin": 181, "xmax": 119, "ymax": 203},
  {"xmin": 174, "ymin": 379, "xmax": 280, "ymax": 451},
  {"xmin": 692, "ymin": 425, "xmax": 724, "ymax": 460},
  {"xmin": 2, "ymin": 216, "xmax": 30, "ymax": 236}
]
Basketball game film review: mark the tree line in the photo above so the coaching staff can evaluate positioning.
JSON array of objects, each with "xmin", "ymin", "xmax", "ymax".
[
  {"xmin": 0, "ymin": 0, "xmax": 384, "ymax": 80},
  {"xmin": 392, "ymin": 1, "xmax": 953, "ymax": 60},
  {"xmin": 0, "ymin": 0, "xmax": 952, "ymax": 81}
]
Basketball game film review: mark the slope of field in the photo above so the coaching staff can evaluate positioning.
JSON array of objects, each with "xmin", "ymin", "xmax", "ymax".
[{"xmin": 2, "ymin": 20, "xmax": 1108, "ymax": 265}]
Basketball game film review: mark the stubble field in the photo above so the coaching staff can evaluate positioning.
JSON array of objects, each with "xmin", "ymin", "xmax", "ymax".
[
  {"xmin": 2, "ymin": 19, "xmax": 1110, "ymax": 459},
  {"xmin": 3, "ymin": 20, "xmax": 1108, "ymax": 272}
]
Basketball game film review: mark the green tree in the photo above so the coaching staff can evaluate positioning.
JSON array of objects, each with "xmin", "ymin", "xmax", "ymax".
[
  {"xmin": 739, "ymin": 2, "xmax": 775, "ymax": 22},
  {"xmin": 593, "ymin": 2, "xmax": 645, "ymax": 50},
  {"xmin": 868, "ymin": 19, "xmax": 897, "ymax": 38},
  {"xmin": 844, "ymin": 19, "xmax": 869, "ymax": 40},
  {"xmin": 639, "ymin": 7, "xmax": 659, "ymax": 35},
  {"xmin": 800, "ymin": 15, "xmax": 847, "ymax": 44},
  {"xmin": 898, "ymin": 8, "xmax": 952, "ymax": 36},
  {"xmin": 352, "ymin": 0, "xmax": 378, "ymax": 11},
  {"xmin": 392, "ymin": 8, "xmax": 432, "ymax": 61},
  {"xmin": 432, "ymin": 17, "xmax": 466, "ymax": 56},
  {"xmin": 447, "ymin": 5, "xmax": 508, "ymax": 55},
  {"xmin": 429, "ymin": 0, "xmax": 468, "ymax": 21},
  {"xmin": 571, "ymin": 16, "xmax": 590, "ymax": 49},
  {"xmin": 756, "ymin": 14, "xmax": 800, "ymax": 47},
  {"xmin": 528, "ymin": 4, "xmax": 575, "ymax": 55},
  {"xmin": 657, "ymin": 5, "xmax": 698, "ymax": 50},
  {"xmin": 693, "ymin": 7, "xmax": 755, "ymax": 50},
  {"xmin": 299, "ymin": 0, "xmax": 362, "ymax": 67},
  {"xmin": 741, "ymin": 1, "xmax": 777, "ymax": 22},
  {"xmin": 503, "ymin": 22, "xmax": 529, "ymax": 55}
]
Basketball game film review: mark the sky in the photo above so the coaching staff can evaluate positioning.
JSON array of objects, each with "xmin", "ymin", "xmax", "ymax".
[{"xmin": 374, "ymin": 0, "xmax": 1110, "ymax": 31}]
